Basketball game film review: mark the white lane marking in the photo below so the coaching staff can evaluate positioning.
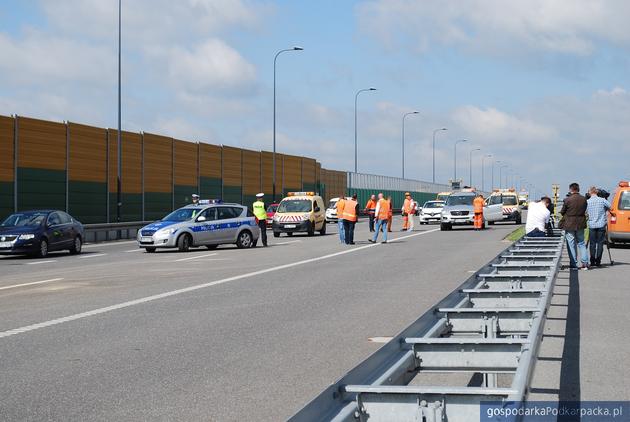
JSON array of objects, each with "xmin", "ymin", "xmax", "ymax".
[
  {"xmin": 368, "ymin": 336, "xmax": 393, "ymax": 343},
  {"xmin": 124, "ymin": 249, "xmax": 143, "ymax": 253},
  {"xmin": 173, "ymin": 253, "xmax": 218, "ymax": 262},
  {"xmin": 26, "ymin": 260, "xmax": 56, "ymax": 265},
  {"xmin": 79, "ymin": 253, "xmax": 107, "ymax": 259},
  {"xmin": 0, "ymin": 278, "xmax": 64, "ymax": 291},
  {"xmin": 0, "ymin": 229, "xmax": 438, "ymax": 339},
  {"xmin": 83, "ymin": 240, "xmax": 137, "ymax": 248},
  {"xmin": 275, "ymin": 240, "xmax": 302, "ymax": 245}
]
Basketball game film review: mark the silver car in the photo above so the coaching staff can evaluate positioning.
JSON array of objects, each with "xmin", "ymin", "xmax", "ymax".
[{"xmin": 137, "ymin": 203, "xmax": 260, "ymax": 252}]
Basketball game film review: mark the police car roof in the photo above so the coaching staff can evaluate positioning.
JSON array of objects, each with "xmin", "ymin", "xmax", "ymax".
[{"xmin": 181, "ymin": 203, "xmax": 242, "ymax": 208}]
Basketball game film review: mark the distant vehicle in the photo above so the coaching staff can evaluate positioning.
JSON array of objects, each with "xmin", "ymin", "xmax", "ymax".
[
  {"xmin": 137, "ymin": 202, "xmax": 260, "ymax": 252},
  {"xmin": 440, "ymin": 192, "xmax": 503, "ymax": 231},
  {"xmin": 325, "ymin": 197, "xmax": 346, "ymax": 223},
  {"xmin": 518, "ymin": 190, "xmax": 529, "ymax": 209},
  {"xmin": 487, "ymin": 189, "xmax": 523, "ymax": 224},
  {"xmin": 419, "ymin": 200, "xmax": 445, "ymax": 224},
  {"xmin": 266, "ymin": 203, "xmax": 279, "ymax": 227},
  {"xmin": 608, "ymin": 181, "xmax": 630, "ymax": 245},
  {"xmin": 436, "ymin": 191, "xmax": 452, "ymax": 202},
  {"xmin": 0, "ymin": 210, "xmax": 84, "ymax": 257},
  {"xmin": 272, "ymin": 192, "xmax": 326, "ymax": 237}
]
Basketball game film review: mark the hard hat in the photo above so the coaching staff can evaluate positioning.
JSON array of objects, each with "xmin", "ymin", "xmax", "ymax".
[
  {"xmin": 192, "ymin": 194, "xmax": 199, "ymax": 198},
  {"xmin": 256, "ymin": 193, "xmax": 264, "ymax": 198}
]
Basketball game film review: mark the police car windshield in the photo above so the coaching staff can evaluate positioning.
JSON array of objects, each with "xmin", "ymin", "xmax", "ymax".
[
  {"xmin": 278, "ymin": 199, "xmax": 312, "ymax": 213},
  {"xmin": 424, "ymin": 202, "xmax": 443, "ymax": 208},
  {"xmin": 1, "ymin": 212, "xmax": 47, "ymax": 227},
  {"xmin": 161, "ymin": 208, "xmax": 199, "ymax": 222},
  {"xmin": 446, "ymin": 195, "xmax": 474, "ymax": 206},
  {"xmin": 503, "ymin": 196, "xmax": 518, "ymax": 205}
]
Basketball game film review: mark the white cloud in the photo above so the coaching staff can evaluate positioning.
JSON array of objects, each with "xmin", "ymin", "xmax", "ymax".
[{"xmin": 357, "ymin": 0, "xmax": 630, "ymax": 57}]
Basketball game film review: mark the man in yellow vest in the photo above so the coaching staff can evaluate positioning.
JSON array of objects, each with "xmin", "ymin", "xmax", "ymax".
[
  {"xmin": 342, "ymin": 193, "xmax": 359, "ymax": 245},
  {"xmin": 369, "ymin": 193, "xmax": 390, "ymax": 244},
  {"xmin": 253, "ymin": 193, "xmax": 268, "ymax": 246}
]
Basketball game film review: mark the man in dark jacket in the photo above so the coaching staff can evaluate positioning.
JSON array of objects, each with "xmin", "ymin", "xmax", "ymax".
[{"xmin": 560, "ymin": 182, "xmax": 589, "ymax": 270}]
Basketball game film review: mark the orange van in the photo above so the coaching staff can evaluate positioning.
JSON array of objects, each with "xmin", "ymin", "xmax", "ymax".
[{"xmin": 608, "ymin": 181, "xmax": 630, "ymax": 245}]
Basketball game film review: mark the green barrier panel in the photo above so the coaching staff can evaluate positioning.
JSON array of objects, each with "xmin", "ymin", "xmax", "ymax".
[
  {"xmin": 0, "ymin": 181, "xmax": 13, "ymax": 220},
  {"xmin": 109, "ymin": 193, "xmax": 143, "ymax": 222},
  {"xmin": 17, "ymin": 168, "xmax": 66, "ymax": 211},
  {"xmin": 68, "ymin": 181, "xmax": 107, "ymax": 223}
]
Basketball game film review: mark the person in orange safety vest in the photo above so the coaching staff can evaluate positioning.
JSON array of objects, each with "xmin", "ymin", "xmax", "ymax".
[
  {"xmin": 473, "ymin": 194, "xmax": 485, "ymax": 231},
  {"xmin": 386, "ymin": 195, "xmax": 393, "ymax": 232},
  {"xmin": 365, "ymin": 195, "xmax": 377, "ymax": 232},
  {"xmin": 342, "ymin": 193, "xmax": 359, "ymax": 245},
  {"xmin": 402, "ymin": 192, "xmax": 416, "ymax": 231},
  {"xmin": 369, "ymin": 193, "xmax": 390, "ymax": 243}
]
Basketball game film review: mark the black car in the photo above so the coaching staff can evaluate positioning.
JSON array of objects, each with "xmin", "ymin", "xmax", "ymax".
[{"xmin": 0, "ymin": 210, "xmax": 84, "ymax": 257}]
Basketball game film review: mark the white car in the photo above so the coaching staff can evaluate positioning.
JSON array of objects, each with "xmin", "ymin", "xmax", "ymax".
[
  {"xmin": 325, "ymin": 197, "xmax": 347, "ymax": 222},
  {"xmin": 419, "ymin": 200, "xmax": 445, "ymax": 224}
]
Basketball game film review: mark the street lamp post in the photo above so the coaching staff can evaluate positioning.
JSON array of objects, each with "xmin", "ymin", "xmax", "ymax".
[
  {"xmin": 402, "ymin": 111, "xmax": 419, "ymax": 179},
  {"xmin": 469, "ymin": 147, "xmax": 481, "ymax": 187},
  {"xmin": 500, "ymin": 165, "xmax": 509, "ymax": 189},
  {"xmin": 432, "ymin": 128, "xmax": 447, "ymax": 184},
  {"xmin": 482, "ymin": 154, "xmax": 492, "ymax": 192},
  {"xmin": 273, "ymin": 46, "xmax": 303, "ymax": 201},
  {"xmin": 492, "ymin": 160, "xmax": 501, "ymax": 190},
  {"xmin": 116, "ymin": 0, "xmax": 122, "ymax": 223},
  {"xmin": 453, "ymin": 139, "xmax": 468, "ymax": 181},
  {"xmin": 354, "ymin": 87, "xmax": 377, "ymax": 174}
]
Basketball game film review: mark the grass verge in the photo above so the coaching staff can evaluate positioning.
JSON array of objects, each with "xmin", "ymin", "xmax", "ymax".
[{"xmin": 504, "ymin": 226, "xmax": 525, "ymax": 242}]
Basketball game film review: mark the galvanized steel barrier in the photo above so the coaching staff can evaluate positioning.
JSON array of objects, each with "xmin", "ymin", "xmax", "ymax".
[
  {"xmin": 290, "ymin": 230, "xmax": 564, "ymax": 421},
  {"xmin": 83, "ymin": 221, "xmax": 152, "ymax": 243}
]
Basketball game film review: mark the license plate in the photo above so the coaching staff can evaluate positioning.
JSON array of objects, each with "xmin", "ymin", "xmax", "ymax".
[
  {"xmin": 0, "ymin": 241, "xmax": 12, "ymax": 248},
  {"xmin": 140, "ymin": 237, "xmax": 153, "ymax": 242},
  {"xmin": 284, "ymin": 224, "xmax": 296, "ymax": 228}
]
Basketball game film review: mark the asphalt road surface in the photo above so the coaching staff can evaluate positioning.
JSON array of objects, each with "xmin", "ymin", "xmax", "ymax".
[{"xmin": 0, "ymin": 218, "xmax": 541, "ymax": 421}]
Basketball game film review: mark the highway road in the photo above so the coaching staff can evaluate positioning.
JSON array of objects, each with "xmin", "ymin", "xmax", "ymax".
[{"xmin": 0, "ymin": 218, "xmax": 533, "ymax": 421}]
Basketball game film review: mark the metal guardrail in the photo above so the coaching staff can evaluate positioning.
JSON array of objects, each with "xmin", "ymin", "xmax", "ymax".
[
  {"xmin": 290, "ymin": 230, "xmax": 564, "ymax": 421},
  {"xmin": 83, "ymin": 221, "xmax": 153, "ymax": 243}
]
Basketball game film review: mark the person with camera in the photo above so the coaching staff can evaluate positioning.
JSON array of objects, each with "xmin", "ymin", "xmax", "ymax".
[{"xmin": 586, "ymin": 186, "xmax": 611, "ymax": 267}]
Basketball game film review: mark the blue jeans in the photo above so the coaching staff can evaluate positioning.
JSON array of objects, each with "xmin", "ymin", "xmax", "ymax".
[
  {"xmin": 372, "ymin": 219, "xmax": 388, "ymax": 242},
  {"xmin": 565, "ymin": 229, "xmax": 588, "ymax": 268},
  {"xmin": 338, "ymin": 220, "xmax": 345, "ymax": 244},
  {"xmin": 526, "ymin": 228, "xmax": 546, "ymax": 237}
]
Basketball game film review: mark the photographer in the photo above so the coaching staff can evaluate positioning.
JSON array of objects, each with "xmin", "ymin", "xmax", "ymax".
[{"xmin": 586, "ymin": 186, "xmax": 611, "ymax": 267}]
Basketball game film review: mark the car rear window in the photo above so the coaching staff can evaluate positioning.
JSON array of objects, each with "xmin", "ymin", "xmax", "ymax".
[{"xmin": 619, "ymin": 191, "xmax": 630, "ymax": 210}]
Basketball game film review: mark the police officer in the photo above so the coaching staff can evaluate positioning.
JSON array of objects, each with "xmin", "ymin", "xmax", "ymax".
[
  {"xmin": 253, "ymin": 193, "xmax": 268, "ymax": 247},
  {"xmin": 191, "ymin": 194, "xmax": 200, "ymax": 205}
]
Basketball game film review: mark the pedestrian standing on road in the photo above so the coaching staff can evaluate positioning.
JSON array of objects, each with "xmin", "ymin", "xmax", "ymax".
[
  {"xmin": 473, "ymin": 193, "xmax": 485, "ymax": 231},
  {"xmin": 342, "ymin": 193, "xmax": 359, "ymax": 245},
  {"xmin": 369, "ymin": 193, "xmax": 390, "ymax": 244},
  {"xmin": 560, "ymin": 183, "xmax": 589, "ymax": 270},
  {"xmin": 525, "ymin": 197, "xmax": 551, "ymax": 237},
  {"xmin": 191, "ymin": 194, "xmax": 200, "ymax": 205},
  {"xmin": 386, "ymin": 195, "xmax": 393, "ymax": 232},
  {"xmin": 402, "ymin": 193, "xmax": 412, "ymax": 231},
  {"xmin": 407, "ymin": 195, "xmax": 417, "ymax": 232},
  {"xmin": 253, "ymin": 193, "xmax": 268, "ymax": 247},
  {"xmin": 336, "ymin": 196, "xmax": 346, "ymax": 244},
  {"xmin": 365, "ymin": 195, "xmax": 377, "ymax": 232},
  {"xmin": 586, "ymin": 186, "xmax": 611, "ymax": 267}
]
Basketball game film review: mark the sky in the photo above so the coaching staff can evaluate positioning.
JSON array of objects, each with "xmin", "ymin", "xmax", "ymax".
[{"xmin": 1, "ymin": 0, "xmax": 630, "ymax": 197}]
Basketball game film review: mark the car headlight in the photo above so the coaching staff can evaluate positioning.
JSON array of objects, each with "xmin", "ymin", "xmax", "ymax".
[
  {"xmin": 19, "ymin": 234, "xmax": 35, "ymax": 240},
  {"xmin": 156, "ymin": 227, "xmax": 178, "ymax": 236}
]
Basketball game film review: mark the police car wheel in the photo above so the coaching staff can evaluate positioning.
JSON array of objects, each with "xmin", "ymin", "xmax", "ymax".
[
  {"xmin": 236, "ymin": 231, "xmax": 253, "ymax": 249},
  {"xmin": 273, "ymin": 231, "xmax": 280, "ymax": 238},
  {"xmin": 177, "ymin": 234, "xmax": 192, "ymax": 252}
]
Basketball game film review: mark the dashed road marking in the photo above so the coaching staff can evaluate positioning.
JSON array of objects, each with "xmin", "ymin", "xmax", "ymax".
[
  {"xmin": 0, "ymin": 228, "xmax": 438, "ymax": 339},
  {"xmin": 0, "ymin": 278, "xmax": 64, "ymax": 291},
  {"xmin": 79, "ymin": 253, "xmax": 107, "ymax": 259},
  {"xmin": 275, "ymin": 240, "xmax": 302, "ymax": 245},
  {"xmin": 173, "ymin": 253, "xmax": 218, "ymax": 262},
  {"xmin": 26, "ymin": 260, "xmax": 56, "ymax": 265},
  {"xmin": 124, "ymin": 249, "xmax": 143, "ymax": 253}
]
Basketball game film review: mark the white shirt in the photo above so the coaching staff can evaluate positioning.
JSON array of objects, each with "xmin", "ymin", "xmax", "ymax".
[{"xmin": 525, "ymin": 201, "xmax": 550, "ymax": 234}]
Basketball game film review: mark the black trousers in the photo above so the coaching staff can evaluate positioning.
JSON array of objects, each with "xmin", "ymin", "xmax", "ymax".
[
  {"xmin": 258, "ymin": 220, "xmax": 267, "ymax": 246},
  {"xmin": 368, "ymin": 213, "xmax": 375, "ymax": 232},
  {"xmin": 589, "ymin": 227, "xmax": 606, "ymax": 265},
  {"xmin": 343, "ymin": 220, "xmax": 356, "ymax": 244}
]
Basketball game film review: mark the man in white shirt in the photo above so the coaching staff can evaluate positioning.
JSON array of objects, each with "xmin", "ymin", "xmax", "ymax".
[{"xmin": 525, "ymin": 197, "xmax": 551, "ymax": 237}]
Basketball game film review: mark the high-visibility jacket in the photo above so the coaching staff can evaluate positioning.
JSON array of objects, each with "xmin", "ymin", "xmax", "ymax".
[
  {"xmin": 403, "ymin": 198, "xmax": 412, "ymax": 214},
  {"xmin": 377, "ymin": 198, "xmax": 390, "ymax": 220},
  {"xmin": 473, "ymin": 196, "xmax": 485, "ymax": 214},
  {"xmin": 387, "ymin": 199, "xmax": 393, "ymax": 218},
  {"xmin": 342, "ymin": 199, "xmax": 358, "ymax": 222},
  {"xmin": 336, "ymin": 198, "xmax": 346, "ymax": 216},
  {"xmin": 253, "ymin": 200, "xmax": 267, "ymax": 220},
  {"xmin": 365, "ymin": 199, "xmax": 377, "ymax": 214}
]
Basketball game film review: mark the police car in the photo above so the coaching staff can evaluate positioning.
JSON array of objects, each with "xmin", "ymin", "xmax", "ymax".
[{"xmin": 137, "ymin": 200, "xmax": 260, "ymax": 252}]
